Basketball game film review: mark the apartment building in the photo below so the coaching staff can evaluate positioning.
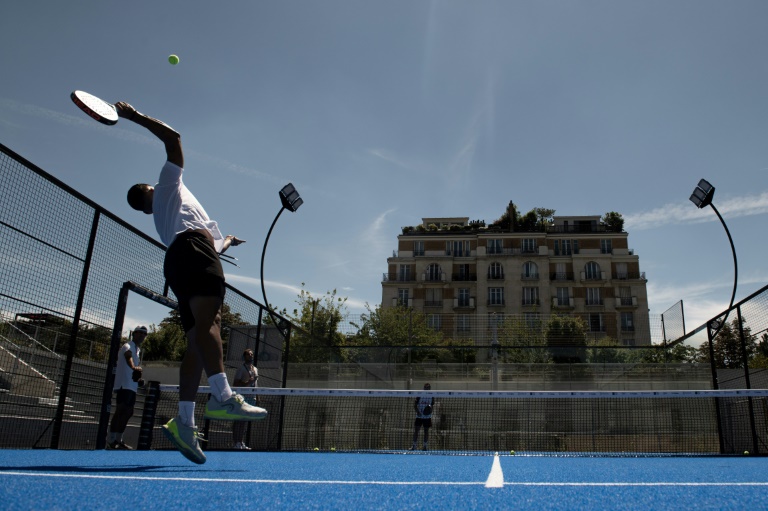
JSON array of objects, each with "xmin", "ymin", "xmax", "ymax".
[{"xmin": 381, "ymin": 213, "xmax": 651, "ymax": 345}]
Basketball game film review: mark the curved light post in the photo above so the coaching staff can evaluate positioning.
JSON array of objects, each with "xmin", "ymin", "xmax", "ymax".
[
  {"xmin": 260, "ymin": 183, "xmax": 303, "ymax": 332},
  {"xmin": 689, "ymin": 179, "xmax": 738, "ymax": 338}
]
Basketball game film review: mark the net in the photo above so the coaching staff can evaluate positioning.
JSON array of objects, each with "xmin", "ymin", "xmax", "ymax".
[{"xmin": 142, "ymin": 384, "xmax": 768, "ymax": 456}]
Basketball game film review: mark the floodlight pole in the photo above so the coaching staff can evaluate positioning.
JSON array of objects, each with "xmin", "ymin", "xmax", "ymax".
[
  {"xmin": 260, "ymin": 183, "xmax": 303, "ymax": 332},
  {"xmin": 260, "ymin": 206, "xmax": 287, "ymax": 329},
  {"xmin": 689, "ymin": 179, "xmax": 738, "ymax": 339}
]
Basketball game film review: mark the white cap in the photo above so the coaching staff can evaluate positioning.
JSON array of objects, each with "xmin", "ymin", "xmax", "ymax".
[{"xmin": 134, "ymin": 325, "xmax": 148, "ymax": 333}]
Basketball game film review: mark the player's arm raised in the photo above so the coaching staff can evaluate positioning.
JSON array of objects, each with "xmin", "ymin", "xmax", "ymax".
[{"xmin": 115, "ymin": 101, "xmax": 183, "ymax": 168}]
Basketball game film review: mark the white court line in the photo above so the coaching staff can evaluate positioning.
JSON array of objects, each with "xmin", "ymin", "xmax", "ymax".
[{"xmin": 3, "ymin": 472, "xmax": 768, "ymax": 487}]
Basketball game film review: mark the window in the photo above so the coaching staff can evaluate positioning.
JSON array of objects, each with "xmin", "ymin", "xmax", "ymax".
[
  {"xmin": 601, "ymin": 239, "xmax": 612, "ymax": 254},
  {"xmin": 447, "ymin": 240, "xmax": 470, "ymax": 257},
  {"xmin": 426, "ymin": 263, "xmax": 442, "ymax": 281},
  {"xmin": 488, "ymin": 239, "xmax": 503, "ymax": 255},
  {"xmin": 561, "ymin": 239, "xmax": 571, "ymax": 256},
  {"xmin": 522, "ymin": 238, "xmax": 537, "ymax": 253},
  {"xmin": 427, "ymin": 314, "xmax": 442, "ymax": 331},
  {"xmin": 524, "ymin": 313, "xmax": 540, "ymax": 330},
  {"xmin": 457, "ymin": 263, "xmax": 470, "ymax": 281},
  {"xmin": 616, "ymin": 263, "xmax": 628, "ymax": 280},
  {"xmin": 621, "ymin": 312, "xmax": 634, "ymax": 331},
  {"xmin": 556, "ymin": 287, "xmax": 570, "ymax": 306},
  {"xmin": 457, "ymin": 314, "xmax": 471, "ymax": 332},
  {"xmin": 585, "ymin": 261, "xmax": 601, "ymax": 280},
  {"xmin": 522, "ymin": 261, "xmax": 538, "ymax": 279},
  {"xmin": 397, "ymin": 289, "xmax": 409, "ymax": 306},
  {"xmin": 619, "ymin": 286, "xmax": 633, "ymax": 306},
  {"xmin": 522, "ymin": 287, "xmax": 539, "ymax": 305},
  {"xmin": 586, "ymin": 288, "xmax": 602, "ymax": 306},
  {"xmin": 488, "ymin": 287, "xmax": 504, "ymax": 305},
  {"xmin": 398, "ymin": 265, "xmax": 411, "ymax": 282},
  {"xmin": 458, "ymin": 288, "xmax": 471, "ymax": 307},
  {"xmin": 413, "ymin": 241, "xmax": 424, "ymax": 256},
  {"xmin": 588, "ymin": 313, "xmax": 604, "ymax": 332},
  {"xmin": 488, "ymin": 262, "xmax": 504, "ymax": 280},
  {"xmin": 425, "ymin": 288, "xmax": 443, "ymax": 307},
  {"xmin": 555, "ymin": 262, "xmax": 567, "ymax": 280}
]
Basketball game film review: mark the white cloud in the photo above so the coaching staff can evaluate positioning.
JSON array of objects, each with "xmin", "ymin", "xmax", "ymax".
[{"xmin": 626, "ymin": 191, "xmax": 768, "ymax": 231}]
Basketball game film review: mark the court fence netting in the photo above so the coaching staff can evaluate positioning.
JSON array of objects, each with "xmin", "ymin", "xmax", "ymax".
[
  {"xmin": 3, "ymin": 140, "xmax": 768, "ymax": 456},
  {"xmin": 143, "ymin": 385, "xmax": 768, "ymax": 456}
]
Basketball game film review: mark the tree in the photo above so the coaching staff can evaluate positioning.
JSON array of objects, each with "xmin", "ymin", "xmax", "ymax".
[
  {"xmin": 545, "ymin": 315, "xmax": 588, "ymax": 363},
  {"xmin": 696, "ymin": 317, "xmax": 757, "ymax": 369},
  {"xmin": 534, "ymin": 208, "xmax": 556, "ymax": 230},
  {"xmin": 602, "ymin": 211, "xmax": 624, "ymax": 232},
  {"xmin": 349, "ymin": 304, "xmax": 443, "ymax": 347},
  {"xmin": 282, "ymin": 285, "xmax": 348, "ymax": 363}
]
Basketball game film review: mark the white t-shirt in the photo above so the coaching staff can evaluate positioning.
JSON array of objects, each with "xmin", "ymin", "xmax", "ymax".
[
  {"xmin": 234, "ymin": 363, "xmax": 258, "ymax": 388},
  {"xmin": 115, "ymin": 340, "xmax": 141, "ymax": 392},
  {"xmin": 153, "ymin": 161, "xmax": 225, "ymax": 252}
]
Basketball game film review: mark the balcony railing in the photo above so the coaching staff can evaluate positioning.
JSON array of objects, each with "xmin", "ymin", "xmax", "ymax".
[
  {"xmin": 424, "ymin": 300, "xmax": 444, "ymax": 307},
  {"xmin": 487, "ymin": 299, "xmax": 506, "ymax": 306},
  {"xmin": 521, "ymin": 273, "xmax": 539, "ymax": 280},
  {"xmin": 453, "ymin": 297, "xmax": 476, "ymax": 309},
  {"xmin": 391, "ymin": 298, "xmax": 413, "ymax": 307},
  {"xmin": 585, "ymin": 298, "xmax": 604, "ymax": 306},
  {"xmin": 422, "ymin": 272, "xmax": 445, "ymax": 282},
  {"xmin": 551, "ymin": 272, "xmax": 574, "ymax": 281},
  {"xmin": 614, "ymin": 272, "xmax": 647, "ymax": 280},
  {"xmin": 522, "ymin": 298, "xmax": 540, "ymax": 306},
  {"xmin": 552, "ymin": 297, "xmax": 574, "ymax": 308},
  {"xmin": 382, "ymin": 273, "xmax": 416, "ymax": 282},
  {"xmin": 452, "ymin": 273, "xmax": 477, "ymax": 281},
  {"xmin": 487, "ymin": 273, "xmax": 505, "ymax": 280},
  {"xmin": 581, "ymin": 271, "xmax": 607, "ymax": 281},
  {"xmin": 615, "ymin": 296, "xmax": 638, "ymax": 307}
]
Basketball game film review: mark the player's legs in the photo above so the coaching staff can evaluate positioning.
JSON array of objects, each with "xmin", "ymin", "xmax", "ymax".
[
  {"xmin": 178, "ymin": 295, "xmax": 223, "ymax": 402},
  {"xmin": 108, "ymin": 390, "xmax": 136, "ymax": 449}
]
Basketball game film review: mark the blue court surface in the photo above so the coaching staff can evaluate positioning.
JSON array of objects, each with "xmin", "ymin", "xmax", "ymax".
[{"xmin": 1, "ymin": 450, "xmax": 766, "ymax": 510}]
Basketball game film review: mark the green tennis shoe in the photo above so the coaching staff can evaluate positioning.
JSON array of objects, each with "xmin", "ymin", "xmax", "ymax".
[
  {"xmin": 162, "ymin": 417, "xmax": 206, "ymax": 464},
  {"xmin": 204, "ymin": 392, "xmax": 268, "ymax": 421}
]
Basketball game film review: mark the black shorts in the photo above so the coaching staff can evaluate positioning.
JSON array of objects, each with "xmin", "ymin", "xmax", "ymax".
[
  {"xmin": 164, "ymin": 231, "xmax": 226, "ymax": 332},
  {"xmin": 414, "ymin": 417, "xmax": 432, "ymax": 429},
  {"xmin": 115, "ymin": 388, "xmax": 137, "ymax": 408}
]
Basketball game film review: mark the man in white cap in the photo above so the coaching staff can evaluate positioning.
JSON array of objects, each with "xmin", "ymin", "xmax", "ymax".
[{"xmin": 107, "ymin": 325, "xmax": 147, "ymax": 450}]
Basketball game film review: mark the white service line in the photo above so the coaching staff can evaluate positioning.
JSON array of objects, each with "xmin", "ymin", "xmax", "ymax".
[{"xmin": 3, "ymin": 472, "xmax": 768, "ymax": 487}]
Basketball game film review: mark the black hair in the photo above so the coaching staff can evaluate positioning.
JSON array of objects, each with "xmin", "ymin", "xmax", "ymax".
[{"xmin": 127, "ymin": 184, "xmax": 151, "ymax": 211}]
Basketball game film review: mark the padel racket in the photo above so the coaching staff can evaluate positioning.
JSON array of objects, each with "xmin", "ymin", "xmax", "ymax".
[
  {"xmin": 423, "ymin": 405, "xmax": 432, "ymax": 416},
  {"xmin": 70, "ymin": 90, "xmax": 118, "ymax": 125}
]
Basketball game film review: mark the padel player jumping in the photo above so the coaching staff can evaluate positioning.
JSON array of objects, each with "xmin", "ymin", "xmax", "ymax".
[{"xmin": 116, "ymin": 101, "xmax": 266, "ymax": 464}]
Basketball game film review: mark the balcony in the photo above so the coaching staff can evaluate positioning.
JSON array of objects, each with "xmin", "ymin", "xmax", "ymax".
[
  {"xmin": 614, "ymin": 272, "xmax": 647, "ymax": 281},
  {"xmin": 522, "ymin": 298, "xmax": 540, "ymax": 306},
  {"xmin": 615, "ymin": 296, "xmax": 638, "ymax": 308},
  {"xmin": 487, "ymin": 274, "xmax": 505, "ymax": 281},
  {"xmin": 453, "ymin": 297, "xmax": 476, "ymax": 309},
  {"xmin": 452, "ymin": 273, "xmax": 477, "ymax": 282},
  {"xmin": 422, "ymin": 272, "xmax": 446, "ymax": 282},
  {"xmin": 552, "ymin": 297, "xmax": 575, "ymax": 309},
  {"xmin": 580, "ymin": 271, "xmax": 607, "ymax": 281},
  {"xmin": 585, "ymin": 298, "xmax": 604, "ymax": 307},
  {"xmin": 391, "ymin": 298, "xmax": 413, "ymax": 307},
  {"xmin": 424, "ymin": 300, "xmax": 444, "ymax": 308},
  {"xmin": 551, "ymin": 272, "xmax": 574, "ymax": 281},
  {"xmin": 382, "ymin": 273, "xmax": 416, "ymax": 283},
  {"xmin": 487, "ymin": 300, "xmax": 506, "ymax": 307},
  {"xmin": 521, "ymin": 273, "xmax": 539, "ymax": 281}
]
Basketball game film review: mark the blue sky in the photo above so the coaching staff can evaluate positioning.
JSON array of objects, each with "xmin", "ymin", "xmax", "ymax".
[{"xmin": 2, "ymin": 1, "xmax": 767, "ymax": 334}]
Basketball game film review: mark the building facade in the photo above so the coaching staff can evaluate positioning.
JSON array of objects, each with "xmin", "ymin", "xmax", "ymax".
[{"xmin": 381, "ymin": 213, "xmax": 651, "ymax": 345}]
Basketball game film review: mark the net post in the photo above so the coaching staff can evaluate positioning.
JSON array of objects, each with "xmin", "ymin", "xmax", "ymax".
[
  {"xmin": 137, "ymin": 380, "xmax": 161, "ymax": 450},
  {"xmin": 96, "ymin": 281, "xmax": 131, "ymax": 450}
]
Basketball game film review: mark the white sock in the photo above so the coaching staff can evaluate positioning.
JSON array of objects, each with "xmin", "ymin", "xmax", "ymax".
[
  {"xmin": 179, "ymin": 401, "xmax": 196, "ymax": 428},
  {"xmin": 208, "ymin": 372, "xmax": 233, "ymax": 402}
]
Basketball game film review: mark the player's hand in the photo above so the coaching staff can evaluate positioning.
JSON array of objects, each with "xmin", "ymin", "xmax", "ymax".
[
  {"xmin": 131, "ymin": 367, "xmax": 143, "ymax": 382},
  {"xmin": 227, "ymin": 235, "xmax": 246, "ymax": 247},
  {"xmin": 115, "ymin": 102, "xmax": 137, "ymax": 120}
]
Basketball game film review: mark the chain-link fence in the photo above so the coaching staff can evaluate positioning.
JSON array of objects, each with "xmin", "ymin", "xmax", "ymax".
[{"xmin": 0, "ymin": 143, "xmax": 290, "ymax": 449}]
